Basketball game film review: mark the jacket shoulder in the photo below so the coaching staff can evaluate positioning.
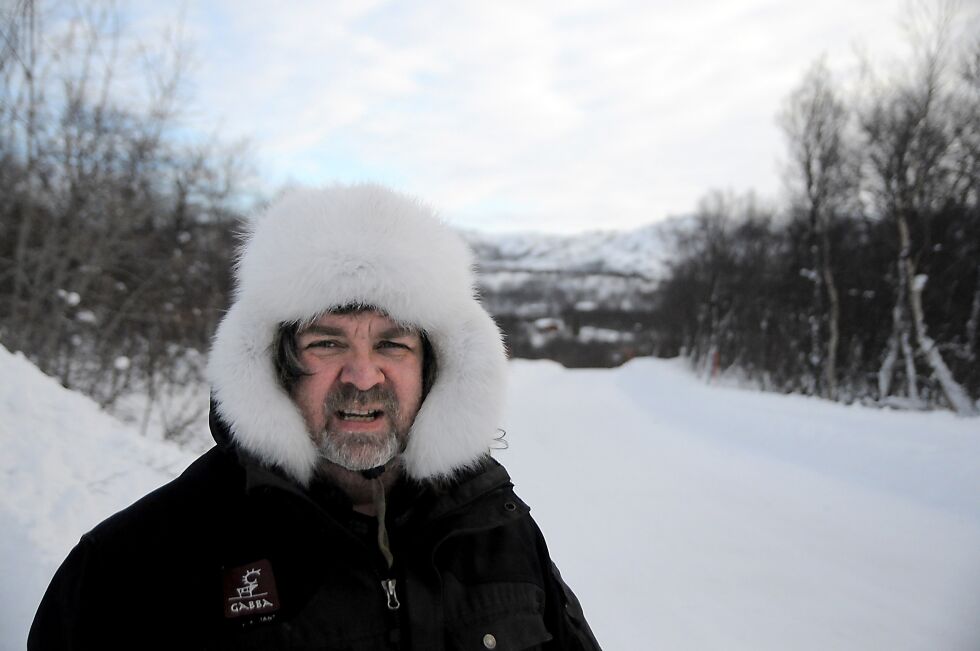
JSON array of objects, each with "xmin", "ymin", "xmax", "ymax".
[
  {"xmin": 29, "ymin": 448, "xmax": 245, "ymax": 649},
  {"xmin": 85, "ymin": 446, "xmax": 243, "ymax": 549}
]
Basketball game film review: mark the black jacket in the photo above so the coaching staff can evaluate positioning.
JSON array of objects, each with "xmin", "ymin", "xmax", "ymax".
[{"xmin": 29, "ymin": 416, "xmax": 601, "ymax": 650}]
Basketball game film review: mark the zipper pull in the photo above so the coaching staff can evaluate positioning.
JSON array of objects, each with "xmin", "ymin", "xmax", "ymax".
[{"xmin": 382, "ymin": 578, "xmax": 401, "ymax": 611}]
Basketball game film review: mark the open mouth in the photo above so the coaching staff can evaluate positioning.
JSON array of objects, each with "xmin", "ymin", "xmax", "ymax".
[{"xmin": 336, "ymin": 408, "xmax": 384, "ymax": 423}]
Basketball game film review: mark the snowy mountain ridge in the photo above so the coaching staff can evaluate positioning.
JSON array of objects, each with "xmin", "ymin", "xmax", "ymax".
[
  {"xmin": 458, "ymin": 218, "xmax": 687, "ymax": 365},
  {"xmin": 461, "ymin": 217, "xmax": 685, "ymax": 280}
]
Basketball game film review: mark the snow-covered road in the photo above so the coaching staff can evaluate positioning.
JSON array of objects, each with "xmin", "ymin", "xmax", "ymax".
[{"xmin": 502, "ymin": 359, "xmax": 980, "ymax": 650}]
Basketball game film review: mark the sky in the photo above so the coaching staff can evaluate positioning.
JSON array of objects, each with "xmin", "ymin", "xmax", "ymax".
[{"xmin": 126, "ymin": 0, "xmax": 979, "ymax": 233}]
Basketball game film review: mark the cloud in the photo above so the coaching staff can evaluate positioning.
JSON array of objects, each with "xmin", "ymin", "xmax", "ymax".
[{"xmin": 133, "ymin": 0, "xmax": 972, "ymax": 232}]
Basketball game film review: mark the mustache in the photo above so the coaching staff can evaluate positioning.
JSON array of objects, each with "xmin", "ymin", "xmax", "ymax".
[{"xmin": 323, "ymin": 382, "xmax": 400, "ymax": 416}]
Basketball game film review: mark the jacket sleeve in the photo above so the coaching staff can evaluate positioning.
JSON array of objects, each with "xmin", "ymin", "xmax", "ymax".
[
  {"xmin": 28, "ymin": 535, "xmax": 102, "ymax": 650},
  {"xmin": 528, "ymin": 518, "xmax": 602, "ymax": 651},
  {"xmin": 543, "ymin": 559, "xmax": 603, "ymax": 651}
]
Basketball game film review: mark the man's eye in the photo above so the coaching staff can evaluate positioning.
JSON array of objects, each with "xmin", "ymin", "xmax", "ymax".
[
  {"xmin": 378, "ymin": 340, "xmax": 408, "ymax": 350},
  {"xmin": 306, "ymin": 340, "xmax": 339, "ymax": 349}
]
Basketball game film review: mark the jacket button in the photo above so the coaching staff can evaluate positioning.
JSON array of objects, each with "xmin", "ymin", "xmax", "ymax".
[
  {"xmin": 503, "ymin": 501, "xmax": 517, "ymax": 512},
  {"xmin": 483, "ymin": 633, "xmax": 497, "ymax": 648}
]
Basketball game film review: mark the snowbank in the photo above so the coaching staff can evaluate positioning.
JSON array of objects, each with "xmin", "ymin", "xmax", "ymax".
[{"xmin": 0, "ymin": 345, "xmax": 196, "ymax": 647}]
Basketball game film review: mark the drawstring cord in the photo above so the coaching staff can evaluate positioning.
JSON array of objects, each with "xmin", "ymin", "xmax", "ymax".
[{"xmin": 371, "ymin": 476, "xmax": 394, "ymax": 569}]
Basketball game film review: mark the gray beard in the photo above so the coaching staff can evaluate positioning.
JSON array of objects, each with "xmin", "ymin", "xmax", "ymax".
[
  {"xmin": 315, "ymin": 382, "xmax": 405, "ymax": 472},
  {"xmin": 317, "ymin": 429, "xmax": 401, "ymax": 471}
]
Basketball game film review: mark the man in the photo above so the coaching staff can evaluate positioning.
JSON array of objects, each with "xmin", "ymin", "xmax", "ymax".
[{"xmin": 30, "ymin": 184, "xmax": 601, "ymax": 650}]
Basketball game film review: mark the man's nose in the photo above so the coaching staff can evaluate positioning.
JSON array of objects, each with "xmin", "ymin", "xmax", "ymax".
[{"xmin": 339, "ymin": 351, "xmax": 385, "ymax": 391}]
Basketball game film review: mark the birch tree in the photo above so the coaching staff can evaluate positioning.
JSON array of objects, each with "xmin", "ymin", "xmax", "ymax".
[
  {"xmin": 780, "ymin": 59, "xmax": 855, "ymax": 399},
  {"xmin": 861, "ymin": 1, "xmax": 977, "ymax": 414}
]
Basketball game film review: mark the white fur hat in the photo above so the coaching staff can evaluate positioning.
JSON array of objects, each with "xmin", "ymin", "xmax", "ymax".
[{"xmin": 207, "ymin": 184, "xmax": 507, "ymax": 485}]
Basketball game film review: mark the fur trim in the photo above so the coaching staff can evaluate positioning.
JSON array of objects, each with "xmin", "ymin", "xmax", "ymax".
[{"xmin": 207, "ymin": 184, "xmax": 508, "ymax": 485}]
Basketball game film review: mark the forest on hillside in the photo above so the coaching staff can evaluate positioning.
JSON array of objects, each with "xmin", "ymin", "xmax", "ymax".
[{"xmin": 653, "ymin": 5, "xmax": 979, "ymax": 415}]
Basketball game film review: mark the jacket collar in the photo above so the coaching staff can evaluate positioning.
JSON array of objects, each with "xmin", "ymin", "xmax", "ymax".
[{"xmin": 210, "ymin": 401, "xmax": 517, "ymax": 527}]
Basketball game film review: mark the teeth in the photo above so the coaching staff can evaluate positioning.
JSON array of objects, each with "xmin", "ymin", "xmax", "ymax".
[{"xmin": 338, "ymin": 409, "xmax": 380, "ymax": 422}]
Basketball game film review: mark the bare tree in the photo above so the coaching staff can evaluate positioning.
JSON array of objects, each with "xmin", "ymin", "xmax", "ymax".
[
  {"xmin": 0, "ymin": 0, "xmax": 247, "ymax": 431},
  {"xmin": 951, "ymin": 39, "xmax": 980, "ymax": 362},
  {"xmin": 861, "ymin": 0, "xmax": 977, "ymax": 414},
  {"xmin": 780, "ymin": 59, "xmax": 855, "ymax": 400},
  {"xmin": 650, "ymin": 2, "xmax": 978, "ymax": 413}
]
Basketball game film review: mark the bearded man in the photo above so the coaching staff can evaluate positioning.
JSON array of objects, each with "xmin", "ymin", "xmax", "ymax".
[{"xmin": 29, "ymin": 184, "xmax": 601, "ymax": 650}]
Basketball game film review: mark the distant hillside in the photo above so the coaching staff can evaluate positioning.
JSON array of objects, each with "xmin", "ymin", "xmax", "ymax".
[
  {"xmin": 461, "ymin": 218, "xmax": 685, "ymax": 367},
  {"xmin": 462, "ymin": 222, "xmax": 671, "ymax": 278}
]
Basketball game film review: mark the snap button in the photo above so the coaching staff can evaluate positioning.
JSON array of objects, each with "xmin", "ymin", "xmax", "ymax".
[
  {"xmin": 503, "ymin": 501, "xmax": 517, "ymax": 512},
  {"xmin": 483, "ymin": 633, "xmax": 497, "ymax": 649}
]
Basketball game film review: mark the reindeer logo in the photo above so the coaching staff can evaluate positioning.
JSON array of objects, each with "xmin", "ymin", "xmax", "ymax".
[
  {"xmin": 223, "ymin": 559, "xmax": 280, "ymax": 619},
  {"xmin": 236, "ymin": 568, "xmax": 262, "ymax": 599}
]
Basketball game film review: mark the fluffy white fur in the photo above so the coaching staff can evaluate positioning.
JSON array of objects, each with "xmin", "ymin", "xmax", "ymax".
[{"xmin": 207, "ymin": 184, "xmax": 508, "ymax": 485}]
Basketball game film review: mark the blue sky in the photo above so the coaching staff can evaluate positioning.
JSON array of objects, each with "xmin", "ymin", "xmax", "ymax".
[{"xmin": 128, "ymin": 0, "xmax": 979, "ymax": 233}]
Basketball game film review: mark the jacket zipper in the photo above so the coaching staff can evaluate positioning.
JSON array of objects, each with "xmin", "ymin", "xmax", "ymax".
[
  {"xmin": 379, "ymin": 573, "xmax": 403, "ymax": 648},
  {"xmin": 382, "ymin": 577, "xmax": 401, "ymax": 610}
]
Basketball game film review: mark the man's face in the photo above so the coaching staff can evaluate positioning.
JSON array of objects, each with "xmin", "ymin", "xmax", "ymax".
[{"xmin": 292, "ymin": 310, "xmax": 424, "ymax": 472}]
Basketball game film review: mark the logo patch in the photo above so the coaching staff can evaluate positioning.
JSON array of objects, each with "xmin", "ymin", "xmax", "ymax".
[{"xmin": 223, "ymin": 559, "xmax": 280, "ymax": 619}]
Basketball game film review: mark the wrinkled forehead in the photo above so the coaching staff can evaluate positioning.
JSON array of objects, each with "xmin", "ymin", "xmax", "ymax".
[{"xmin": 298, "ymin": 305, "xmax": 422, "ymax": 339}]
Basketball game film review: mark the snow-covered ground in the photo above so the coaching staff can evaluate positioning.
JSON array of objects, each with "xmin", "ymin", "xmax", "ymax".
[
  {"xmin": 502, "ymin": 360, "xmax": 980, "ymax": 650},
  {"xmin": 0, "ymin": 347, "xmax": 195, "ymax": 647},
  {"xmin": 2, "ymin": 345, "xmax": 979, "ymax": 650}
]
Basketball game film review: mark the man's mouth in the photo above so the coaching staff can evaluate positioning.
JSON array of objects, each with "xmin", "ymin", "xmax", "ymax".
[{"xmin": 336, "ymin": 408, "xmax": 384, "ymax": 423}]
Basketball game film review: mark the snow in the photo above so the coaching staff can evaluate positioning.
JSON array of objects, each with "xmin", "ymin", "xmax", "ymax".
[
  {"xmin": 577, "ymin": 326, "xmax": 631, "ymax": 344},
  {"xmin": 462, "ymin": 220, "xmax": 678, "ymax": 280},
  {"xmin": 0, "ymin": 346, "xmax": 196, "ymax": 647},
  {"xmin": 500, "ymin": 359, "xmax": 980, "ymax": 650},
  {"xmin": 56, "ymin": 289, "xmax": 80, "ymax": 307},
  {"xmin": 3, "ymin": 346, "xmax": 980, "ymax": 649},
  {"xmin": 75, "ymin": 309, "xmax": 97, "ymax": 324}
]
